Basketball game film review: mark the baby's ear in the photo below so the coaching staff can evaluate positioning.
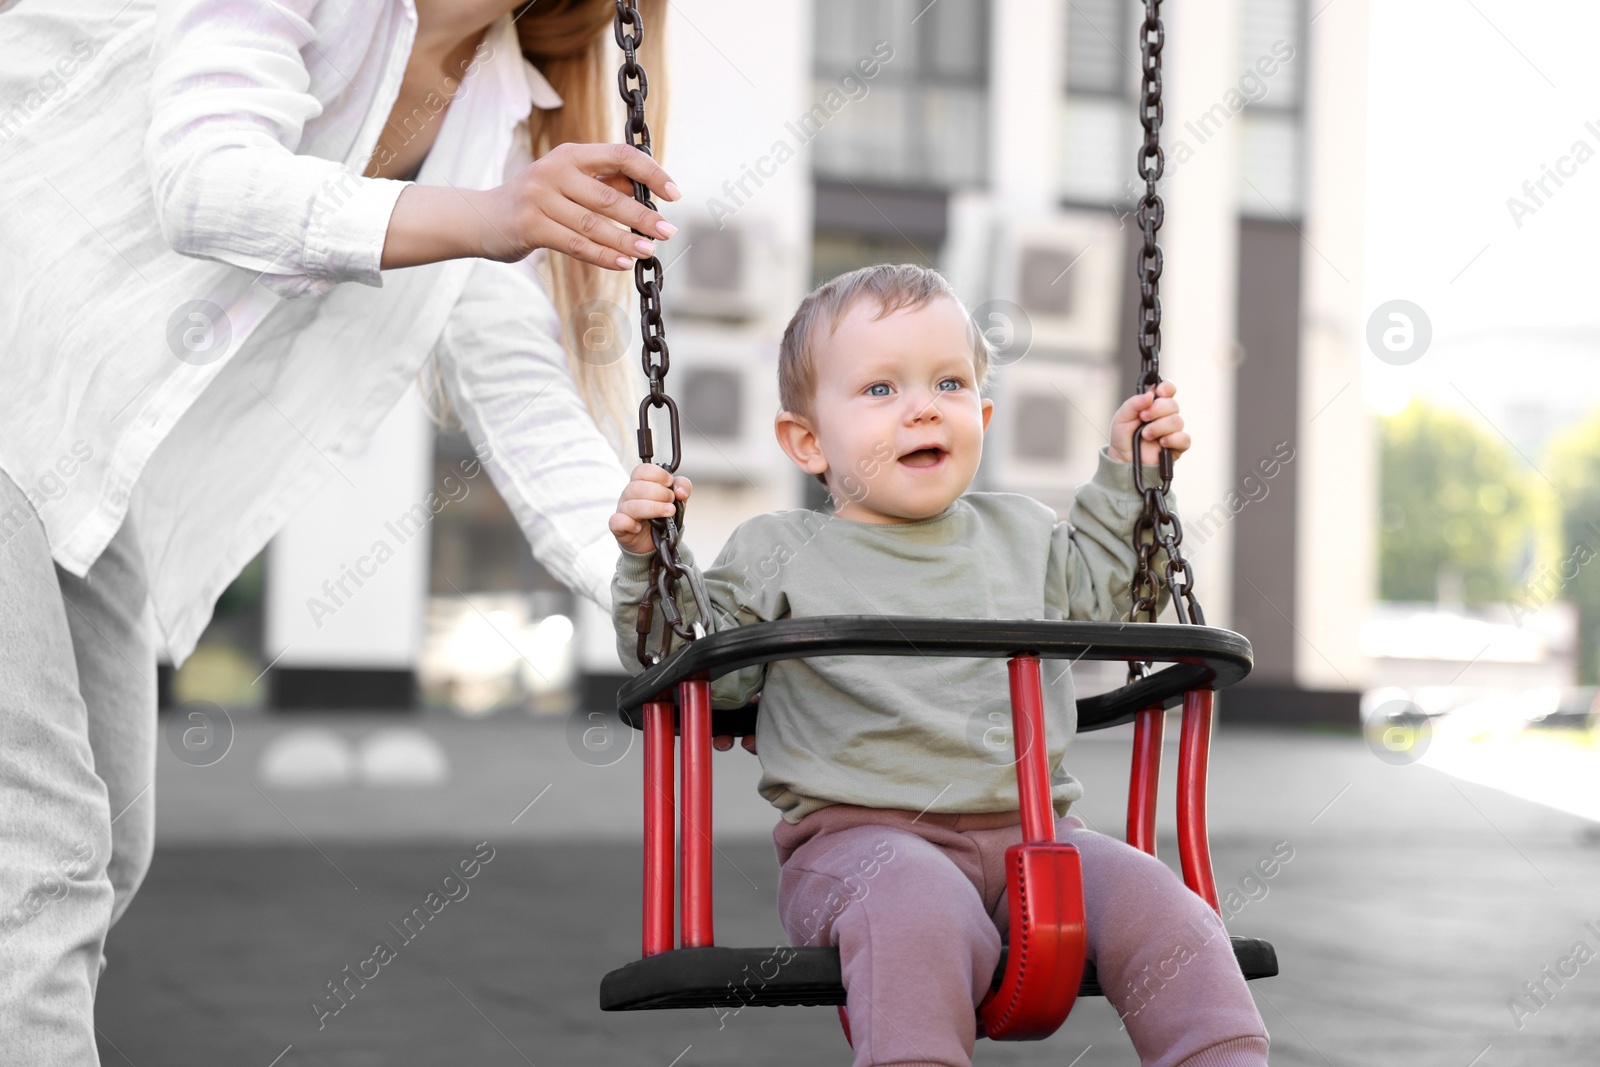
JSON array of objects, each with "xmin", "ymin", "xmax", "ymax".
[
  {"xmin": 774, "ymin": 410, "xmax": 828, "ymax": 477},
  {"xmin": 980, "ymin": 396, "xmax": 995, "ymax": 434}
]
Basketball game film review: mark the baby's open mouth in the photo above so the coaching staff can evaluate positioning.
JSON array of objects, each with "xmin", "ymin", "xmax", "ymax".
[{"xmin": 899, "ymin": 447, "xmax": 946, "ymax": 468}]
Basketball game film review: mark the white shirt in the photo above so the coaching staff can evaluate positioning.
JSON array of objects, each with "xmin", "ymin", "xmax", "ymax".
[{"xmin": 0, "ymin": 0, "xmax": 632, "ymax": 665}]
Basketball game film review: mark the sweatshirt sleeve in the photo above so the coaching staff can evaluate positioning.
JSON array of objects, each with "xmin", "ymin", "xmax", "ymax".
[
  {"xmin": 1046, "ymin": 445, "xmax": 1180, "ymax": 623},
  {"xmin": 144, "ymin": 0, "xmax": 410, "ymax": 298},
  {"xmin": 611, "ymin": 518, "xmax": 788, "ymax": 708}
]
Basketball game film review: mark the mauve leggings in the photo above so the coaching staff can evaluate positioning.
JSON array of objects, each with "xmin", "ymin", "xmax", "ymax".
[{"xmin": 773, "ymin": 805, "xmax": 1270, "ymax": 1067}]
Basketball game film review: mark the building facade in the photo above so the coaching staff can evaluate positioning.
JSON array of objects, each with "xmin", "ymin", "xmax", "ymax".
[{"xmin": 185, "ymin": 0, "xmax": 1373, "ymax": 724}]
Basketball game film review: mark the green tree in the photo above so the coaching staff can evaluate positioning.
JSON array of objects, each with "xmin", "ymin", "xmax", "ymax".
[
  {"xmin": 1544, "ymin": 409, "xmax": 1600, "ymax": 683},
  {"xmin": 1378, "ymin": 400, "xmax": 1555, "ymax": 605}
]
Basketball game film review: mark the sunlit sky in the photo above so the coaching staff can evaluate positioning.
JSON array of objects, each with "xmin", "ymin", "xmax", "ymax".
[{"xmin": 1364, "ymin": 1, "xmax": 1600, "ymax": 457}]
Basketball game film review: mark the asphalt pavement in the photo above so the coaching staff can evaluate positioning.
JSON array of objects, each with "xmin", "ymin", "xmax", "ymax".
[{"xmin": 92, "ymin": 709, "xmax": 1600, "ymax": 1066}]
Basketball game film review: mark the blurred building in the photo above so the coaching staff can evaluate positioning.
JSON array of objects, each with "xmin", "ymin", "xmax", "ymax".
[{"xmin": 165, "ymin": 0, "xmax": 1374, "ymax": 726}]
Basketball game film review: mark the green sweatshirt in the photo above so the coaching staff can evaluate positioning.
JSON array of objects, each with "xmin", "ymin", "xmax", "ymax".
[{"xmin": 611, "ymin": 445, "xmax": 1177, "ymax": 825}]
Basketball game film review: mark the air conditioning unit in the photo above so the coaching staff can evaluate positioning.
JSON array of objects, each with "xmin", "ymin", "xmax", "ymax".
[
  {"xmin": 987, "ymin": 209, "xmax": 1125, "ymax": 360},
  {"xmin": 660, "ymin": 214, "xmax": 773, "ymax": 322},
  {"xmin": 660, "ymin": 328, "xmax": 786, "ymax": 487},
  {"xmin": 983, "ymin": 357, "xmax": 1116, "ymax": 505}
]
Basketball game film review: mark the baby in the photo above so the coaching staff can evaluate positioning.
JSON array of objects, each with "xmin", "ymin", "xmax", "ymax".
[{"xmin": 608, "ymin": 264, "xmax": 1270, "ymax": 1067}]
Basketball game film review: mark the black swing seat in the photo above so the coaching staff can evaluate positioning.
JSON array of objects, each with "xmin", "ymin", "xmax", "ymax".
[
  {"xmin": 604, "ymin": 616, "xmax": 1276, "ymax": 1016},
  {"xmin": 600, "ymin": 938, "xmax": 1278, "ymax": 1010}
]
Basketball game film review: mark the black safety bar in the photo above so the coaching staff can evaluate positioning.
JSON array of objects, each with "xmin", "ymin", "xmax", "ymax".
[{"xmin": 616, "ymin": 617, "xmax": 1253, "ymax": 735}]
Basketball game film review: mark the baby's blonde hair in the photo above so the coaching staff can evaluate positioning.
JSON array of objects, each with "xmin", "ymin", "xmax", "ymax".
[{"xmin": 778, "ymin": 264, "xmax": 991, "ymax": 487}]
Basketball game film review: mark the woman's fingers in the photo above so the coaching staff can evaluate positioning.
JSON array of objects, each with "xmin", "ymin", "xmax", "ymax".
[
  {"xmin": 546, "ymin": 194, "xmax": 659, "ymax": 263},
  {"xmin": 538, "ymin": 222, "xmax": 634, "ymax": 271},
  {"xmin": 507, "ymin": 144, "xmax": 678, "ymax": 268},
  {"xmin": 547, "ymin": 201, "xmax": 652, "ymax": 268},
  {"xmin": 579, "ymin": 142, "xmax": 680, "ymax": 206},
  {"xmin": 556, "ymin": 143, "xmax": 678, "ymax": 238},
  {"xmin": 568, "ymin": 170, "xmax": 678, "ymax": 240}
]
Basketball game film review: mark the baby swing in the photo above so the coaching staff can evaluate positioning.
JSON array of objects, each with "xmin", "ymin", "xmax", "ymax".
[{"xmin": 597, "ymin": 0, "xmax": 1277, "ymax": 1044}]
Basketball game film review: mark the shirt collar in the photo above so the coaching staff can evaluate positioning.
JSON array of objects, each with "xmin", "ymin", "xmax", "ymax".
[
  {"xmin": 487, "ymin": 13, "xmax": 565, "ymax": 115},
  {"xmin": 524, "ymin": 58, "xmax": 564, "ymax": 110}
]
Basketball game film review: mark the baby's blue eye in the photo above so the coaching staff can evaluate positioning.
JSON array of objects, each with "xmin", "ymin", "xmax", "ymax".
[
  {"xmin": 938, "ymin": 378, "xmax": 963, "ymax": 391},
  {"xmin": 867, "ymin": 383, "xmax": 891, "ymax": 397}
]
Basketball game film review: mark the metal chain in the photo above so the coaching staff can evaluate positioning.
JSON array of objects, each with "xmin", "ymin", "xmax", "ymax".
[
  {"xmin": 1128, "ymin": 0, "xmax": 1204, "ymax": 683},
  {"xmin": 615, "ymin": 0, "xmax": 709, "ymax": 667}
]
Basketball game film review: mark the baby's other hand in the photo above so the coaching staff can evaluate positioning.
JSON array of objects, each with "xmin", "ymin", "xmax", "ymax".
[
  {"xmin": 1109, "ymin": 380, "xmax": 1190, "ymax": 467},
  {"xmin": 714, "ymin": 692, "xmax": 758, "ymax": 754},
  {"xmin": 610, "ymin": 463, "xmax": 691, "ymax": 555}
]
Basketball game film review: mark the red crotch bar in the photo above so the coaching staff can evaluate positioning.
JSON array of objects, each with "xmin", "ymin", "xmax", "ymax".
[
  {"xmin": 840, "ymin": 656, "xmax": 1087, "ymax": 1046},
  {"xmin": 1007, "ymin": 655, "xmax": 1055, "ymax": 844},
  {"xmin": 641, "ymin": 699, "xmax": 675, "ymax": 956},
  {"xmin": 1126, "ymin": 704, "xmax": 1164, "ymax": 856},
  {"xmin": 979, "ymin": 837, "xmax": 1087, "ymax": 1041},
  {"xmin": 975, "ymin": 656, "xmax": 1086, "ymax": 1041},
  {"xmin": 679, "ymin": 676, "xmax": 715, "ymax": 947},
  {"xmin": 1176, "ymin": 689, "xmax": 1221, "ymax": 913}
]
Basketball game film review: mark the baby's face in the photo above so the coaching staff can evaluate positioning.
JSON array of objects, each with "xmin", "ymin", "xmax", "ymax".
[{"xmin": 790, "ymin": 295, "xmax": 993, "ymax": 523}]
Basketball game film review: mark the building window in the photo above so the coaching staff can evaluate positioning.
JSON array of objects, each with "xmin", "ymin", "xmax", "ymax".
[
  {"xmin": 1238, "ymin": 0, "xmax": 1306, "ymax": 218},
  {"xmin": 421, "ymin": 429, "xmax": 577, "ymax": 715},
  {"xmin": 1059, "ymin": 0, "xmax": 1135, "ymax": 207},
  {"xmin": 1059, "ymin": 0, "xmax": 1307, "ymax": 219},
  {"xmin": 810, "ymin": 0, "xmax": 990, "ymax": 191}
]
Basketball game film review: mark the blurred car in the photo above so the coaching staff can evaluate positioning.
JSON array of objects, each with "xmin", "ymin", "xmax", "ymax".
[{"xmin": 1524, "ymin": 685, "xmax": 1599, "ymax": 730}]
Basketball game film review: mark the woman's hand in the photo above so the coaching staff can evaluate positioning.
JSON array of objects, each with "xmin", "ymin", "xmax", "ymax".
[
  {"xmin": 1109, "ymin": 380, "xmax": 1190, "ymax": 466},
  {"xmin": 477, "ymin": 142, "xmax": 681, "ymax": 268},
  {"xmin": 610, "ymin": 462, "xmax": 691, "ymax": 556},
  {"xmin": 379, "ymin": 143, "xmax": 681, "ymax": 272}
]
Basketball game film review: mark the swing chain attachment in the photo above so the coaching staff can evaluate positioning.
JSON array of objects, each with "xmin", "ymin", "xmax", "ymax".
[
  {"xmin": 1128, "ymin": 0, "xmax": 1204, "ymax": 682},
  {"xmin": 614, "ymin": 0, "xmax": 711, "ymax": 667}
]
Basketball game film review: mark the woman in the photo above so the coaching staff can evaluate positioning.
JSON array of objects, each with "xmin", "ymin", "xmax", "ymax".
[{"xmin": 0, "ymin": 0, "xmax": 674, "ymax": 1059}]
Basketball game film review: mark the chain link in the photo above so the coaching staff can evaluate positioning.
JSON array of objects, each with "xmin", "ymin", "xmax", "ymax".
[
  {"xmin": 1128, "ymin": 0, "xmax": 1204, "ymax": 682},
  {"xmin": 615, "ymin": 0, "xmax": 710, "ymax": 666}
]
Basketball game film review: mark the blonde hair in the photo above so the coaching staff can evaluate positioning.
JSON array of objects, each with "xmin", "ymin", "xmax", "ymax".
[
  {"xmin": 418, "ymin": 0, "xmax": 670, "ymax": 459},
  {"xmin": 778, "ymin": 263, "xmax": 991, "ymax": 486}
]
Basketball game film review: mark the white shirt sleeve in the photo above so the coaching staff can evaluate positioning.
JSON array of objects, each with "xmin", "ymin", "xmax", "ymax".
[
  {"xmin": 144, "ymin": 0, "xmax": 410, "ymax": 298},
  {"xmin": 432, "ymin": 255, "xmax": 633, "ymax": 612}
]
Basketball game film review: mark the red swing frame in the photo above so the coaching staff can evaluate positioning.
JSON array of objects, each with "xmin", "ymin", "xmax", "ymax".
[{"xmin": 608, "ymin": 616, "xmax": 1258, "ymax": 1042}]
